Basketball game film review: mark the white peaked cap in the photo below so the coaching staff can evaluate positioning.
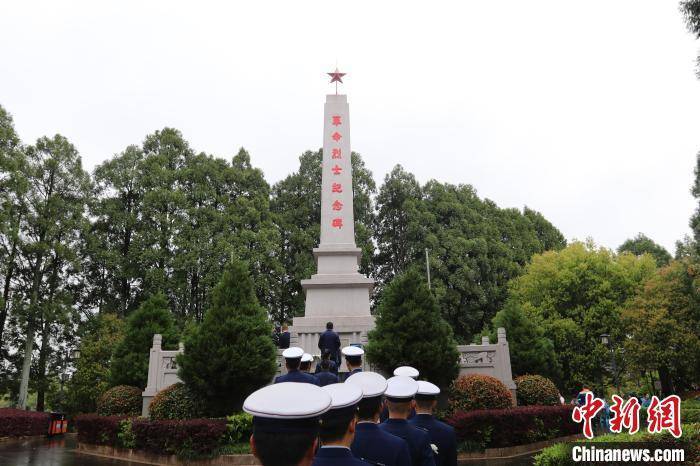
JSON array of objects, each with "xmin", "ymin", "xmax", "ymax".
[
  {"xmin": 342, "ymin": 345, "xmax": 364, "ymax": 357},
  {"xmin": 282, "ymin": 347, "xmax": 304, "ymax": 359},
  {"xmin": 243, "ymin": 382, "xmax": 331, "ymax": 419},
  {"xmin": 345, "ymin": 371, "xmax": 387, "ymax": 398},
  {"xmin": 416, "ymin": 381, "xmax": 440, "ymax": 396},
  {"xmin": 393, "ymin": 366, "xmax": 420, "ymax": 379},
  {"xmin": 322, "ymin": 383, "xmax": 363, "ymax": 409},
  {"xmin": 301, "ymin": 353, "xmax": 313, "ymax": 363},
  {"xmin": 385, "ymin": 376, "xmax": 419, "ymax": 399}
]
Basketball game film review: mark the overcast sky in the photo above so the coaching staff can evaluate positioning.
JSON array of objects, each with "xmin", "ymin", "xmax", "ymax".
[{"xmin": 2, "ymin": 1, "xmax": 699, "ymax": 253}]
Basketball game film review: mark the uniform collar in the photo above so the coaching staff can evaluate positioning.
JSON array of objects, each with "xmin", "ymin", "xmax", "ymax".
[
  {"xmin": 356, "ymin": 422, "xmax": 379, "ymax": 430},
  {"xmin": 384, "ymin": 418, "xmax": 408, "ymax": 425},
  {"xmin": 317, "ymin": 446, "xmax": 353, "ymax": 457}
]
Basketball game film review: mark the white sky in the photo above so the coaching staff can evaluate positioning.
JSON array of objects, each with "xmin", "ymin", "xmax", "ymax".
[{"xmin": 2, "ymin": 1, "xmax": 699, "ymax": 253}]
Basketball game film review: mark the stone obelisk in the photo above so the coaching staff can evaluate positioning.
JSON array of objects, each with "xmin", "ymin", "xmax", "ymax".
[{"xmin": 291, "ymin": 70, "xmax": 374, "ymax": 366}]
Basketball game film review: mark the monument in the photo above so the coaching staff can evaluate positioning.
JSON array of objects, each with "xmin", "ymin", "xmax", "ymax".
[{"xmin": 289, "ymin": 69, "xmax": 375, "ymax": 369}]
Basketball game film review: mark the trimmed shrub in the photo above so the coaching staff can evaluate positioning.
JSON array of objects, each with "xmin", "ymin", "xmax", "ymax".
[
  {"xmin": 226, "ymin": 412, "xmax": 253, "ymax": 444},
  {"xmin": 0, "ymin": 408, "xmax": 50, "ymax": 437},
  {"xmin": 97, "ymin": 385, "xmax": 142, "ymax": 416},
  {"xmin": 149, "ymin": 383, "xmax": 204, "ymax": 420},
  {"xmin": 132, "ymin": 418, "xmax": 227, "ymax": 457},
  {"xmin": 449, "ymin": 374, "xmax": 513, "ymax": 413},
  {"xmin": 515, "ymin": 375, "xmax": 560, "ymax": 406},
  {"xmin": 75, "ymin": 414, "xmax": 125, "ymax": 446},
  {"xmin": 447, "ymin": 405, "xmax": 578, "ymax": 451}
]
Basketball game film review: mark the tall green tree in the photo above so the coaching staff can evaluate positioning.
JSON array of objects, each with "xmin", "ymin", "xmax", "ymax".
[
  {"xmin": 177, "ymin": 259, "xmax": 276, "ymax": 416},
  {"xmin": 618, "ymin": 233, "xmax": 672, "ymax": 266},
  {"xmin": 110, "ymin": 293, "xmax": 179, "ymax": 389},
  {"xmin": 366, "ymin": 268, "xmax": 459, "ymax": 387}
]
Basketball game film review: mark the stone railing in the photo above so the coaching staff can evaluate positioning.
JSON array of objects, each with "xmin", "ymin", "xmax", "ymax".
[
  {"xmin": 141, "ymin": 334, "xmax": 184, "ymax": 417},
  {"xmin": 457, "ymin": 327, "xmax": 517, "ymax": 402}
]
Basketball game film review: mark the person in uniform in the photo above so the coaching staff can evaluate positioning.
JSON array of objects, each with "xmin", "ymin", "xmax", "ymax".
[
  {"xmin": 278, "ymin": 324, "xmax": 290, "ymax": 349},
  {"xmin": 300, "ymin": 353, "xmax": 314, "ymax": 373},
  {"xmin": 315, "ymin": 357, "xmax": 339, "ymax": 387},
  {"xmin": 341, "ymin": 346, "xmax": 364, "ymax": 381},
  {"xmin": 315, "ymin": 349, "xmax": 338, "ymax": 375},
  {"xmin": 409, "ymin": 381, "xmax": 457, "ymax": 466},
  {"xmin": 381, "ymin": 366, "xmax": 420, "ymax": 421},
  {"xmin": 379, "ymin": 376, "xmax": 436, "ymax": 466},
  {"xmin": 243, "ymin": 382, "xmax": 331, "ymax": 466},
  {"xmin": 274, "ymin": 347, "xmax": 319, "ymax": 385},
  {"xmin": 346, "ymin": 371, "xmax": 412, "ymax": 466},
  {"xmin": 318, "ymin": 321, "xmax": 341, "ymax": 366},
  {"xmin": 313, "ymin": 383, "xmax": 369, "ymax": 465}
]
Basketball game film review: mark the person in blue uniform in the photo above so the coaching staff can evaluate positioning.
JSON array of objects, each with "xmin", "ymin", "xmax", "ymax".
[
  {"xmin": 278, "ymin": 324, "xmax": 290, "ymax": 349},
  {"xmin": 318, "ymin": 321, "xmax": 341, "ymax": 366},
  {"xmin": 315, "ymin": 349, "xmax": 338, "ymax": 375},
  {"xmin": 313, "ymin": 383, "xmax": 370, "ymax": 466},
  {"xmin": 315, "ymin": 358, "xmax": 339, "ymax": 387},
  {"xmin": 379, "ymin": 376, "xmax": 436, "ymax": 466},
  {"xmin": 274, "ymin": 347, "xmax": 319, "ymax": 385},
  {"xmin": 340, "ymin": 345, "xmax": 364, "ymax": 381},
  {"xmin": 409, "ymin": 381, "xmax": 457, "ymax": 466},
  {"xmin": 346, "ymin": 371, "xmax": 412, "ymax": 466},
  {"xmin": 244, "ymin": 382, "xmax": 331, "ymax": 466},
  {"xmin": 380, "ymin": 366, "xmax": 420, "ymax": 422},
  {"xmin": 300, "ymin": 353, "xmax": 314, "ymax": 373}
]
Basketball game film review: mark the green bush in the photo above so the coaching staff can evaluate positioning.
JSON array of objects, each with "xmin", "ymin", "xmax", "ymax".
[
  {"xmin": 682, "ymin": 408, "xmax": 700, "ymax": 423},
  {"xmin": 117, "ymin": 419, "xmax": 136, "ymax": 449},
  {"xmin": 515, "ymin": 375, "xmax": 560, "ymax": 406},
  {"xmin": 97, "ymin": 385, "xmax": 142, "ymax": 416},
  {"xmin": 149, "ymin": 383, "xmax": 204, "ymax": 420},
  {"xmin": 448, "ymin": 374, "xmax": 513, "ymax": 412},
  {"xmin": 177, "ymin": 259, "xmax": 277, "ymax": 416},
  {"xmin": 226, "ymin": 412, "xmax": 253, "ymax": 444}
]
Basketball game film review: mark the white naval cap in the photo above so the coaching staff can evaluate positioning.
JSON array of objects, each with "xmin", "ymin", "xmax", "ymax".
[
  {"xmin": 301, "ymin": 353, "xmax": 313, "ymax": 363},
  {"xmin": 322, "ymin": 383, "xmax": 363, "ymax": 410},
  {"xmin": 416, "ymin": 381, "xmax": 440, "ymax": 399},
  {"xmin": 243, "ymin": 382, "xmax": 331, "ymax": 421},
  {"xmin": 393, "ymin": 366, "xmax": 420, "ymax": 379},
  {"xmin": 282, "ymin": 347, "xmax": 304, "ymax": 359},
  {"xmin": 385, "ymin": 375, "xmax": 419, "ymax": 400},
  {"xmin": 341, "ymin": 345, "xmax": 365, "ymax": 357},
  {"xmin": 345, "ymin": 371, "xmax": 387, "ymax": 398}
]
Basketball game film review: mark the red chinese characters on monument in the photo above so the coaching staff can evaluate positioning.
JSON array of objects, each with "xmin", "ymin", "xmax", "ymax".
[
  {"xmin": 332, "ymin": 131, "xmax": 342, "ymax": 142},
  {"xmin": 332, "ymin": 115, "xmax": 342, "ymax": 126},
  {"xmin": 332, "ymin": 183, "xmax": 342, "ymax": 193},
  {"xmin": 572, "ymin": 393, "xmax": 605, "ymax": 439},
  {"xmin": 329, "ymin": 113, "xmax": 346, "ymax": 231},
  {"xmin": 332, "ymin": 200, "xmax": 343, "ymax": 211},
  {"xmin": 332, "ymin": 148, "xmax": 342, "ymax": 159},
  {"xmin": 609, "ymin": 395, "xmax": 641, "ymax": 434},
  {"xmin": 332, "ymin": 164, "xmax": 342, "ymax": 175},
  {"xmin": 647, "ymin": 395, "xmax": 682, "ymax": 438},
  {"xmin": 331, "ymin": 218, "xmax": 343, "ymax": 229}
]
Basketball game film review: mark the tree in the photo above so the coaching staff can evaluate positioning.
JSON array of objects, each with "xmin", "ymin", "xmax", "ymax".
[
  {"xmin": 366, "ymin": 268, "xmax": 459, "ymax": 387},
  {"xmin": 177, "ymin": 259, "xmax": 277, "ymax": 416},
  {"xmin": 681, "ymin": 1, "xmax": 700, "ymax": 77},
  {"xmin": 622, "ymin": 260, "xmax": 700, "ymax": 395},
  {"xmin": 64, "ymin": 313, "xmax": 124, "ymax": 414},
  {"xmin": 618, "ymin": 233, "xmax": 672, "ymax": 266},
  {"xmin": 110, "ymin": 293, "xmax": 179, "ymax": 389}
]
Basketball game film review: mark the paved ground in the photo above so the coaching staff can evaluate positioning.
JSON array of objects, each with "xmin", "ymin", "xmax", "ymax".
[{"xmin": 0, "ymin": 435, "xmax": 137, "ymax": 466}]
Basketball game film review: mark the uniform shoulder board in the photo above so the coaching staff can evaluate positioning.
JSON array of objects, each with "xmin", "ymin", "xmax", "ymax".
[
  {"xmin": 414, "ymin": 425, "xmax": 429, "ymax": 432},
  {"xmin": 360, "ymin": 458, "xmax": 386, "ymax": 466}
]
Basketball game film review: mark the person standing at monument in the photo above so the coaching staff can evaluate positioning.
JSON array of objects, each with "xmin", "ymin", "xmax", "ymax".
[
  {"xmin": 409, "ymin": 381, "xmax": 457, "ymax": 466},
  {"xmin": 278, "ymin": 324, "xmax": 290, "ymax": 349},
  {"xmin": 379, "ymin": 376, "xmax": 436, "ymax": 466},
  {"xmin": 244, "ymin": 382, "xmax": 331, "ymax": 466},
  {"xmin": 318, "ymin": 322, "xmax": 341, "ymax": 366},
  {"xmin": 346, "ymin": 371, "xmax": 412, "ymax": 466},
  {"xmin": 275, "ymin": 347, "xmax": 319, "ymax": 385}
]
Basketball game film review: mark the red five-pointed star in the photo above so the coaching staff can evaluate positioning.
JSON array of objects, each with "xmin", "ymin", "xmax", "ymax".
[{"xmin": 328, "ymin": 68, "xmax": 346, "ymax": 83}]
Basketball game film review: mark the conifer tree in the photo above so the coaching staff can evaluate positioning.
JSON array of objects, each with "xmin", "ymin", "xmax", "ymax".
[
  {"xmin": 177, "ymin": 259, "xmax": 276, "ymax": 416},
  {"xmin": 110, "ymin": 293, "xmax": 179, "ymax": 388},
  {"xmin": 366, "ymin": 268, "xmax": 459, "ymax": 387}
]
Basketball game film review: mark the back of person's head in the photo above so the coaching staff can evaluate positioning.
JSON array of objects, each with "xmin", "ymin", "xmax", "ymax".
[
  {"xmin": 320, "ymin": 359, "xmax": 330, "ymax": 372},
  {"xmin": 281, "ymin": 324, "xmax": 288, "ymax": 331},
  {"xmin": 300, "ymin": 361, "xmax": 311, "ymax": 371},
  {"xmin": 357, "ymin": 396, "xmax": 383, "ymax": 421},
  {"xmin": 286, "ymin": 358, "xmax": 301, "ymax": 371},
  {"xmin": 326, "ymin": 321, "xmax": 333, "ymax": 330},
  {"xmin": 386, "ymin": 399, "xmax": 413, "ymax": 417},
  {"xmin": 346, "ymin": 355, "xmax": 362, "ymax": 367},
  {"xmin": 253, "ymin": 430, "xmax": 316, "ymax": 466},
  {"xmin": 321, "ymin": 349, "xmax": 331, "ymax": 361},
  {"xmin": 320, "ymin": 410, "xmax": 356, "ymax": 444},
  {"xmin": 415, "ymin": 398, "xmax": 435, "ymax": 412}
]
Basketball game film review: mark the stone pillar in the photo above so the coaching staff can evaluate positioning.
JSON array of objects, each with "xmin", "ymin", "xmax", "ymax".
[{"xmin": 141, "ymin": 334, "xmax": 162, "ymax": 417}]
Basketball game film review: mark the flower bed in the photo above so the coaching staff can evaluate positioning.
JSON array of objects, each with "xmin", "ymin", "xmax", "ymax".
[
  {"xmin": 0, "ymin": 408, "xmax": 50, "ymax": 437},
  {"xmin": 447, "ymin": 405, "xmax": 578, "ymax": 451}
]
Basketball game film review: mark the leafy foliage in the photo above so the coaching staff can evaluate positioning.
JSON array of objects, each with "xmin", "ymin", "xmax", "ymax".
[
  {"xmin": 515, "ymin": 375, "xmax": 560, "ymax": 406},
  {"xmin": 617, "ymin": 233, "xmax": 672, "ymax": 266},
  {"xmin": 149, "ymin": 383, "xmax": 204, "ymax": 420},
  {"xmin": 177, "ymin": 259, "xmax": 277, "ymax": 416},
  {"xmin": 96, "ymin": 385, "xmax": 142, "ymax": 417},
  {"xmin": 131, "ymin": 418, "xmax": 227, "ymax": 457},
  {"xmin": 75, "ymin": 414, "xmax": 128, "ymax": 446},
  {"xmin": 0, "ymin": 408, "xmax": 49, "ymax": 437},
  {"xmin": 226, "ymin": 412, "xmax": 253, "ymax": 444},
  {"xmin": 366, "ymin": 268, "xmax": 459, "ymax": 387},
  {"xmin": 110, "ymin": 293, "xmax": 179, "ymax": 389},
  {"xmin": 448, "ymin": 374, "xmax": 513, "ymax": 412}
]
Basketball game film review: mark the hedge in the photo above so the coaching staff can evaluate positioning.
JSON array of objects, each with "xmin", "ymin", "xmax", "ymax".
[
  {"xmin": 515, "ymin": 375, "xmax": 560, "ymax": 406},
  {"xmin": 534, "ymin": 423, "xmax": 700, "ymax": 465},
  {"xmin": 75, "ymin": 414, "xmax": 127, "ymax": 446},
  {"xmin": 448, "ymin": 374, "xmax": 513, "ymax": 413},
  {"xmin": 447, "ymin": 405, "xmax": 578, "ymax": 451},
  {"xmin": 149, "ymin": 383, "xmax": 204, "ymax": 420},
  {"xmin": 96, "ymin": 385, "xmax": 142, "ymax": 416},
  {"xmin": 0, "ymin": 408, "xmax": 50, "ymax": 437},
  {"xmin": 132, "ymin": 418, "xmax": 227, "ymax": 457}
]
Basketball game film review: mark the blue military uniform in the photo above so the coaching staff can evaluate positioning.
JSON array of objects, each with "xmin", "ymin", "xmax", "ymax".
[
  {"xmin": 315, "ymin": 359, "xmax": 339, "ymax": 375},
  {"xmin": 379, "ymin": 419, "xmax": 436, "ymax": 466},
  {"xmin": 313, "ymin": 446, "xmax": 370, "ymax": 465},
  {"xmin": 318, "ymin": 329, "xmax": 341, "ymax": 364},
  {"xmin": 274, "ymin": 369, "xmax": 319, "ymax": 385},
  {"xmin": 351, "ymin": 422, "xmax": 412, "ymax": 466},
  {"xmin": 315, "ymin": 371, "xmax": 339, "ymax": 387},
  {"xmin": 409, "ymin": 414, "xmax": 457, "ymax": 466}
]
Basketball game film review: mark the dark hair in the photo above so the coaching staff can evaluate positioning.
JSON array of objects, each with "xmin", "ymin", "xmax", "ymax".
[
  {"xmin": 300, "ymin": 360, "xmax": 311, "ymax": 371},
  {"xmin": 415, "ymin": 398, "xmax": 435, "ymax": 411},
  {"xmin": 320, "ymin": 359, "xmax": 330, "ymax": 371},
  {"xmin": 286, "ymin": 358, "xmax": 301, "ymax": 371},
  {"xmin": 386, "ymin": 399, "xmax": 412, "ymax": 417},
  {"xmin": 320, "ymin": 411, "xmax": 355, "ymax": 443},
  {"xmin": 326, "ymin": 322, "xmax": 333, "ymax": 330},
  {"xmin": 357, "ymin": 397, "xmax": 382, "ymax": 420},
  {"xmin": 345, "ymin": 355, "xmax": 362, "ymax": 366},
  {"xmin": 253, "ymin": 430, "xmax": 316, "ymax": 466}
]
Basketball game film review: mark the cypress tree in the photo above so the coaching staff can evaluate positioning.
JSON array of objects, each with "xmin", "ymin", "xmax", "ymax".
[
  {"xmin": 366, "ymin": 268, "xmax": 459, "ymax": 387},
  {"xmin": 110, "ymin": 293, "xmax": 179, "ymax": 389},
  {"xmin": 177, "ymin": 259, "xmax": 276, "ymax": 416}
]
